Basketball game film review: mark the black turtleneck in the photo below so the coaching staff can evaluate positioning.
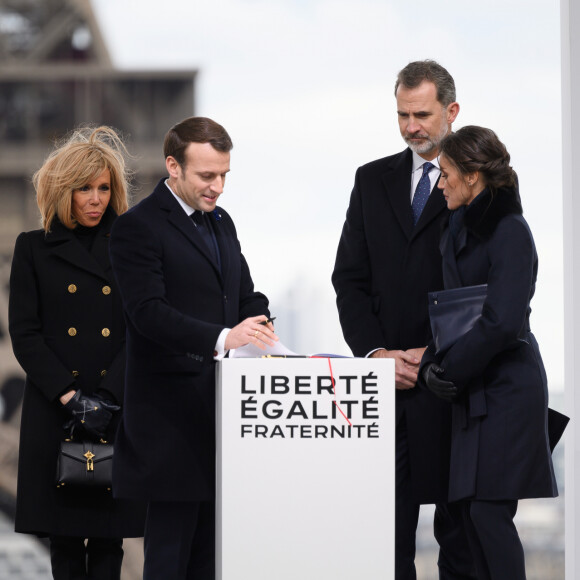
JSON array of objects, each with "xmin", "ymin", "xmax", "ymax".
[{"xmin": 73, "ymin": 221, "xmax": 102, "ymax": 253}]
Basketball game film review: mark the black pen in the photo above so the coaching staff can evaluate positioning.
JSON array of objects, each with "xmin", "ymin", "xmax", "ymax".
[{"xmin": 260, "ymin": 317, "xmax": 276, "ymax": 326}]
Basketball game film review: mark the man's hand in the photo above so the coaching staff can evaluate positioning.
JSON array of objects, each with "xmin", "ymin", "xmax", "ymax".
[
  {"xmin": 225, "ymin": 315, "xmax": 279, "ymax": 351},
  {"xmin": 370, "ymin": 348, "xmax": 422, "ymax": 390},
  {"xmin": 406, "ymin": 347, "xmax": 427, "ymax": 363}
]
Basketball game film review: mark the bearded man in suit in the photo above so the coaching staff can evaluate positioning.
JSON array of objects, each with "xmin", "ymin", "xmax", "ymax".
[
  {"xmin": 109, "ymin": 117, "xmax": 277, "ymax": 580},
  {"xmin": 332, "ymin": 61, "xmax": 475, "ymax": 579}
]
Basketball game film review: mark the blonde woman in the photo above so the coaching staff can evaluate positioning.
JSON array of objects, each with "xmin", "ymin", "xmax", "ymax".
[{"xmin": 9, "ymin": 126, "xmax": 145, "ymax": 580}]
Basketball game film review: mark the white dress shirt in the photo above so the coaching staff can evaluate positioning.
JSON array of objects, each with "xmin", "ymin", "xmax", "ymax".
[{"xmin": 410, "ymin": 151, "xmax": 441, "ymax": 203}]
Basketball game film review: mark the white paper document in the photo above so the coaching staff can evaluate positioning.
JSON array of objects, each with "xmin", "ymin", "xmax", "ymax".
[{"xmin": 229, "ymin": 340, "xmax": 299, "ymax": 358}]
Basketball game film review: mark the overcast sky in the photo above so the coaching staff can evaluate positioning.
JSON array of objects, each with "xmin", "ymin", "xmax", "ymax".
[{"xmin": 92, "ymin": 0, "xmax": 564, "ymax": 388}]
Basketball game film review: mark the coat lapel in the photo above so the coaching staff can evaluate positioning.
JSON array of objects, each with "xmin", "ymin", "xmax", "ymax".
[
  {"xmin": 380, "ymin": 149, "xmax": 414, "ymax": 240},
  {"xmin": 380, "ymin": 149, "xmax": 448, "ymax": 240},
  {"xmin": 91, "ymin": 208, "xmax": 116, "ymax": 275},
  {"xmin": 439, "ymin": 220, "xmax": 465, "ymax": 288},
  {"xmin": 209, "ymin": 209, "xmax": 231, "ymax": 284},
  {"xmin": 45, "ymin": 216, "xmax": 112, "ymax": 281},
  {"xmin": 155, "ymin": 182, "xmax": 224, "ymax": 283},
  {"xmin": 412, "ymin": 181, "xmax": 447, "ymax": 238}
]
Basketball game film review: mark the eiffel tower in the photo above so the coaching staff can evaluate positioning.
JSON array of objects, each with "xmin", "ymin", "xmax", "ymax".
[
  {"xmin": 0, "ymin": 0, "xmax": 111, "ymax": 66},
  {"xmin": 0, "ymin": 2, "xmax": 196, "ymax": 577},
  {"xmin": 0, "ymin": 0, "xmax": 196, "ymax": 236}
]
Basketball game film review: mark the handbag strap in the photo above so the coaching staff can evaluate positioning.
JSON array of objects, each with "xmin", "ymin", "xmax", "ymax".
[{"xmin": 64, "ymin": 426, "xmax": 108, "ymax": 445}]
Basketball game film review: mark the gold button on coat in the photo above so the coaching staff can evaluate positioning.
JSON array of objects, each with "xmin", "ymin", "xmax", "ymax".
[
  {"xmin": 68, "ymin": 327, "xmax": 77, "ymax": 336},
  {"xmin": 72, "ymin": 370, "xmax": 79, "ymax": 377},
  {"xmin": 68, "ymin": 284, "xmax": 77, "ymax": 293},
  {"xmin": 100, "ymin": 370, "xmax": 107, "ymax": 377},
  {"xmin": 101, "ymin": 328, "xmax": 110, "ymax": 337},
  {"xmin": 102, "ymin": 286, "xmax": 111, "ymax": 295}
]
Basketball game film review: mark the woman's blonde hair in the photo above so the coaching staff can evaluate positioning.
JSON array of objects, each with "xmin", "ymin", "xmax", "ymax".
[{"xmin": 34, "ymin": 126, "xmax": 132, "ymax": 231}]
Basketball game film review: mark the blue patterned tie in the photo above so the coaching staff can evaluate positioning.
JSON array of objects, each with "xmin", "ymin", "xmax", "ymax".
[{"xmin": 411, "ymin": 161, "xmax": 434, "ymax": 225}]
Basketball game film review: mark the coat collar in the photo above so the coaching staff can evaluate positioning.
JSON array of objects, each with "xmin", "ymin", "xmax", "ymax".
[
  {"xmin": 44, "ymin": 207, "xmax": 116, "ymax": 280},
  {"xmin": 463, "ymin": 186, "xmax": 522, "ymax": 240},
  {"xmin": 439, "ymin": 186, "xmax": 523, "ymax": 287},
  {"xmin": 380, "ymin": 148, "xmax": 447, "ymax": 240},
  {"xmin": 45, "ymin": 205, "xmax": 116, "ymax": 241},
  {"xmin": 153, "ymin": 179, "xmax": 226, "ymax": 281}
]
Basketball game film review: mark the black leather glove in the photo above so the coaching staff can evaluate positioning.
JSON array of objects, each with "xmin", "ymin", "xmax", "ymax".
[
  {"xmin": 63, "ymin": 389, "xmax": 120, "ymax": 440},
  {"xmin": 422, "ymin": 364, "xmax": 458, "ymax": 402}
]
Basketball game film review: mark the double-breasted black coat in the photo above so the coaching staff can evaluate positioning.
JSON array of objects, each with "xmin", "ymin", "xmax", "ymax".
[
  {"xmin": 9, "ymin": 208, "xmax": 145, "ymax": 537},
  {"xmin": 332, "ymin": 148, "xmax": 453, "ymax": 503},
  {"xmin": 109, "ymin": 180, "xmax": 270, "ymax": 502},
  {"xmin": 422, "ymin": 187, "xmax": 558, "ymax": 502}
]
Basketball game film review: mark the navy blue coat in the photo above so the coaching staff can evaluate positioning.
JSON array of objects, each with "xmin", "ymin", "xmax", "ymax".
[
  {"xmin": 423, "ymin": 187, "xmax": 557, "ymax": 502},
  {"xmin": 332, "ymin": 149, "xmax": 454, "ymax": 504},
  {"xmin": 109, "ymin": 179, "xmax": 270, "ymax": 502}
]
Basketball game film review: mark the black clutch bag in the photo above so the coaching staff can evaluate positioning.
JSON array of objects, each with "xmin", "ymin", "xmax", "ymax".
[
  {"xmin": 428, "ymin": 284, "xmax": 487, "ymax": 355},
  {"xmin": 547, "ymin": 408, "xmax": 570, "ymax": 452},
  {"xmin": 56, "ymin": 440, "xmax": 113, "ymax": 490}
]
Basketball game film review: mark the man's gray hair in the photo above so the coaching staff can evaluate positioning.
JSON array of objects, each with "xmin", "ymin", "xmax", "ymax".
[{"xmin": 394, "ymin": 60, "xmax": 456, "ymax": 107}]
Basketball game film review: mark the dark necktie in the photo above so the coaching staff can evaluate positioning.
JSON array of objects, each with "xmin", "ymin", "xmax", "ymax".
[
  {"xmin": 411, "ymin": 161, "xmax": 434, "ymax": 225},
  {"xmin": 191, "ymin": 211, "xmax": 220, "ymax": 268}
]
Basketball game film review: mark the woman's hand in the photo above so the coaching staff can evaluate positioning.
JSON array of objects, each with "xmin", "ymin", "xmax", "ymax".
[
  {"xmin": 59, "ymin": 390, "xmax": 76, "ymax": 405},
  {"xmin": 63, "ymin": 390, "xmax": 120, "ymax": 439},
  {"xmin": 422, "ymin": 364, "xmax": 458, "ymax": 402}
]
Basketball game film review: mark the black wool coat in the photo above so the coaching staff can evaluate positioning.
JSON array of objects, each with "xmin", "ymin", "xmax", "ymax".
[
  {"xmin": 422, "ymin": 187, "xmax": 558, "ymax": 502},
  {"xmin": 332, "ymin": 148, "xmax": 453, "ymax": 504},
  {"xmin": 9, "ymin": 208, "xmax": 145, "ymax": 537},
  {"xmin": 109, "ymin": 180, "xmax": 270, "ymax": 502}
]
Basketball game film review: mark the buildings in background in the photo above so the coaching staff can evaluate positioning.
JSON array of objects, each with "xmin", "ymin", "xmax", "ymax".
[
  {"xmin": 0, "ymin": 0, "xmax": 196, "ymax": 403},
  {"xmin": 0, "ymin": 1, "xmax": 567, "ymax": 578},
  {"xmin": 0, "ymin": 1, "xmax": 195, "ymax": 575}
]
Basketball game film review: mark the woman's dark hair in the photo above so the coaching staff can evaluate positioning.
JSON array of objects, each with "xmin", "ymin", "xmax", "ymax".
[
  {"xmin": 163, "ymin": 117, "xmax": 233, "ymax": 168},
  {"xmin": 439, "ymin": 125, "xmax": 516, "ymax": 191}
]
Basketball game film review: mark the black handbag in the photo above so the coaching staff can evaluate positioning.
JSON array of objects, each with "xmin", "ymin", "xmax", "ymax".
[
  {"xmin": 428, "ymin": 284, "xmax": 570, "ymax": 451},
  {"xmin": 547, "ymin": 408, "xmax": 570, "ymax": 452},
  {"xmin": 56, "ymin": 439, "xmax": 113, "ymax": 490},
  {"xmin": 428, "ymin": 284, "xmax": 487, "ymax": 354}
]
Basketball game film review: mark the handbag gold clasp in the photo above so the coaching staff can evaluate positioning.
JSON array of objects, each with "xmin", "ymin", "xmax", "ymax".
[{"xmin": 83, "ymin": 450, "xmax": 95, "ymax": 472}]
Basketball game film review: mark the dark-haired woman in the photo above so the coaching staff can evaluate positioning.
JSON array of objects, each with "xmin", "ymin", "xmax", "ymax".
[{"xmin": 421, "ymin": 126, "xmax": 557, "ymax": 580}]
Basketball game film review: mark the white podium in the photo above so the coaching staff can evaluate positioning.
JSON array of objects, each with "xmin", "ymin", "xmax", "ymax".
[{"xmin": 216, "ymin": 357, "xmax": 395, "ymax": 579}]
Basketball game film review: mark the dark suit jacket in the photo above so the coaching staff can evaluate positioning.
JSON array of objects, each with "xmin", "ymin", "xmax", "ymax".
[
  {"xmin": 332, "ymin": 148, "xmax": 453, "ymax": 503},
  {"xmin": 109, "ymin": 179, "xmax": 269, "ymax": 502},
  {"xmin": 422, "ymin": 187, "xmax": 557, "ymax": 502},
  {"xmin": 9, "ymin": 208, "xmax": 145, "ymax": 537}
]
